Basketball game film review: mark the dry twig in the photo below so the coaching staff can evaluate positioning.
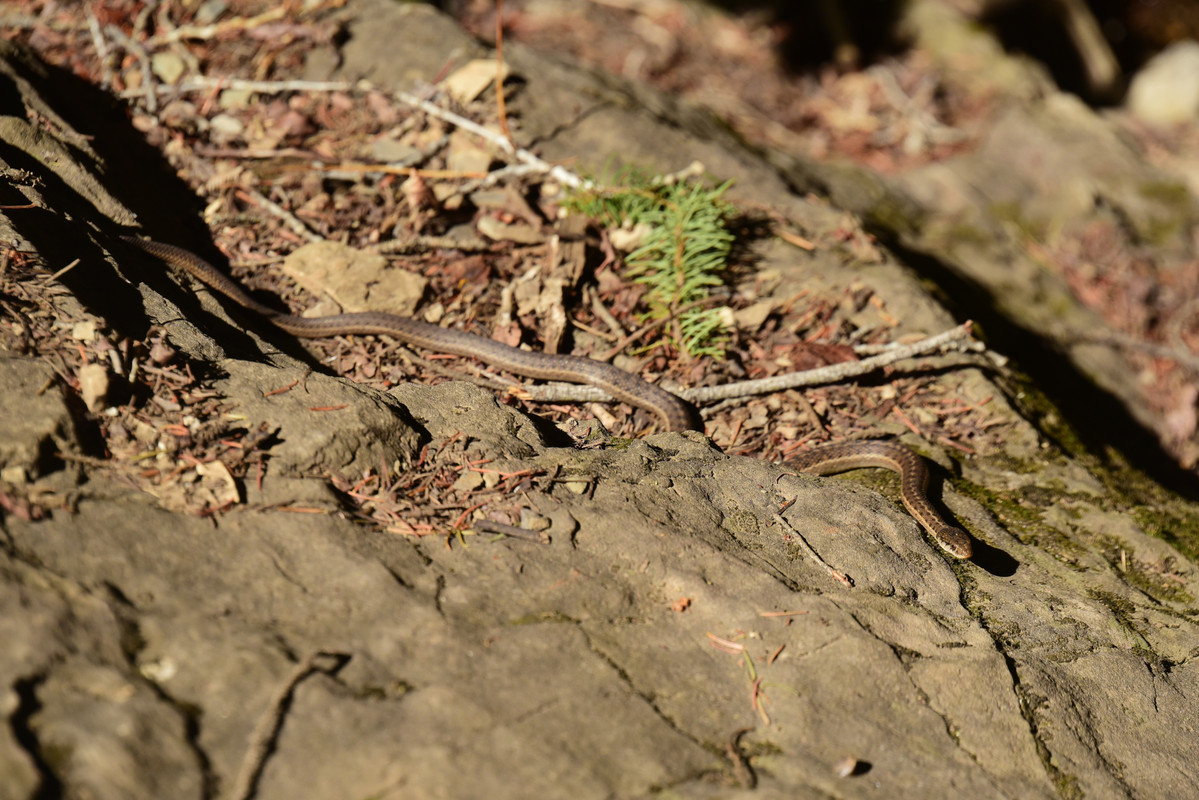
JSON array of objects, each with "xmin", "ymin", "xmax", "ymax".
[{"xmin": 519, "ymin": 321, "xmax": 982, "ymax": 412}]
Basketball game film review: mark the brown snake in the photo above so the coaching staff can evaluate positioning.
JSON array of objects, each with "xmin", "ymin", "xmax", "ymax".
[
  {"xmin": 787, "ymin": 440, "xmax": 972, "ymax": 558},
  {"xmin": 122, "ymin": 236, "xmax": 972, "ymax": 558}
]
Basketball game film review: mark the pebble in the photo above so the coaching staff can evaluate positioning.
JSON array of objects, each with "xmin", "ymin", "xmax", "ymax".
[{"xmin": 1127, "ymin": 40, "xmax": 1199, "ymax": 126}]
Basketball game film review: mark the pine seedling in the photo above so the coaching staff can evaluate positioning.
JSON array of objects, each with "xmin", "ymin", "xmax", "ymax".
[{"xmin": 565, "ymin": 169, "xmax": 734, "ymax": 358}]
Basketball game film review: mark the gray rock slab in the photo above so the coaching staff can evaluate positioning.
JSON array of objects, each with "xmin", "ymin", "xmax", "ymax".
[{"xmin": 0, "ymin": 3, "xmax": 1196, "ymax": 799}]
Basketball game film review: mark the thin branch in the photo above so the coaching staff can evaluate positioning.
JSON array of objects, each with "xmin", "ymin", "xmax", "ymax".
[
  {"xmin": 598, "ymin": 297, "xmax": 714, "ymax": 362},
  {"xmin": 1053, "ymin": 0, "xmax": 1121, "ymax": 97},
  {"xmin": 391, "ymin": 89, "xmax": 587, "ymax": 189},
  {"xmin": 686, "ymin": 321, "xmax": 977, "ymax": 405},
  {"xmin": 105, "ymin": 23, "xmax": 158, "ymax": 112},
  {"xmin": 516, "ymin": 320, "xmax": 979, "ymax": 407},
  {"xmin": 121, "ymin": 76, "xmax": 357, "ymax": 98},
  {"xmin": 85, "ymin": 12, "xmax": 110, "ymax": 86},
  {"xmin": 152, "ymin": 7, "xmax": 288, "ymax": 44},
  {"xmin": 471, "ymin": 518, "xmax": 550, "ymax": 543},
  {"xmin": 242, "ymin": 189, "xmax": 320, "ymax": 243},
  {"xmin": 119, "ymin": 71, "xmax": 589, "ymax": 189}
]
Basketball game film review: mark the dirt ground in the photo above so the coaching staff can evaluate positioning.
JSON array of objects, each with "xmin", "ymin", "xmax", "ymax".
[{"xmin": 1, "ymin": 1, "xmax": 1198, "ymax": 798}]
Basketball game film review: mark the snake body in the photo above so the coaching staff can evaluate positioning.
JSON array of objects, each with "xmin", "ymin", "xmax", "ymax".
[
  {"xmin": 789, "ymin": 440, "xmax": 972, "ymax": 558},
  {"xmin": 122, "ymin": 235, "xmax": 971, "ymax": 558},
  {"xmin": 122, "ymin": 236, "xmax": 703, "ymax": 430}
]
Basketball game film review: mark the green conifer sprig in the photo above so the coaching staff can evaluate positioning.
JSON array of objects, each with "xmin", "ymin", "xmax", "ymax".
[{"xmin": 564, "ymin": 170, "xmax": 734, "ymax": 358}]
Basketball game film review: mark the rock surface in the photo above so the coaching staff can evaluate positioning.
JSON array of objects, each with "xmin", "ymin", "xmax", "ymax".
[{"xmin": 0, "ymin": 3, "xmax": 1197, "ymax": 799}]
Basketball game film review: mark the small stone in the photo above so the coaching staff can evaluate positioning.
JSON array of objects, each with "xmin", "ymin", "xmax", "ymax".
[
  {"xmin": 78, "ymin": 363, "xmax": 109, "ymax": 412},
  {"xmin": 519, "ymin": 510, "xmax": 551, "ymax": 531},
  {"xmin": 443, "ymin": 59, "xmax": 511, "ymax": 104},
  {"xmin": 369, "ymin": 138, "xmax": 420, "ymax": 164},
  {"xmin": 609, "ymin": 222, "xmax": 652, "ymax": 252},
  {"xmin": 209, "ymin": 113, "xmax": 245, "ymax": 145},
  {"xmin": 70, "ymin": 320, "xmax": 97, "ymax": 341},
  {"xmin": 445, "ymin": 130, "xmax": 493, "ymax": 175},
  {"xmin": 734, "ymin": 299, "xmax": 776, "ymax": 332},
  {"xmin": 1, "ymin": 465, "xmax": 28, "ymax": 484},
  {"xmin": 1127, "ymin": 40, "xmax": 1199, "ymax": 126},
  {"xmin": 194, "ymin": 0, "xmax": 228, "ymax": 25},
  {"xmin": 422, "ymin": 302, "xmax": 445, "ymax": 324},
  {"xmin": 139, "ymin": 656, "xmax": 178, "ymax": 683},
  {"xmin": 217, "ymin": 89, "xmax": 254, "ymax": 110},
  {"xmin": 833, "ymin": 756, "xmax": 859, "ymax": 778},
  {"xmin": 452, "ymin": 470, "xmax": 485, "ymax": 493},
  {"xmin": 476, "ymin": 215, "xmax": 544, "ymax": 245},
  {"xmin": 150, "ymin": 52, "xmax": 185, "ymax": 85}
]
